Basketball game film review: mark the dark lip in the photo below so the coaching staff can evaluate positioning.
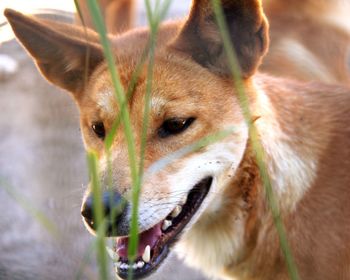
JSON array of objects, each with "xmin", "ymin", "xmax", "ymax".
[{"xmin": 116, "ymin": 176, "xmax": 213, "ymax": 280}]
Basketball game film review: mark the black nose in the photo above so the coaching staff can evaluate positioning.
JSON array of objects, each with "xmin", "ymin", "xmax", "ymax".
[{"xmin": 81, "ymin": 191, "xmax": 126, "ymax": 236}]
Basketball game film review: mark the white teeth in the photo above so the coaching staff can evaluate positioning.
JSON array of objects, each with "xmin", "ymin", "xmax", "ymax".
[
  {"xmin": 137, "ymin": 261, "xmax": 145, "ymax": 268},
  {"xmin": 117, "ymin": 261, "xmax": 145, "ymax": 271},
  {"xmin": 117, "ymin": 260, "xmax": 145, "ymax": 271},
  {"xmin": 180, "ymin": 196, "xmax": 187, "ymax": 205},
  {"xmin": 106, "ymin": 246, "xmax": 119, "ymax": 261},
  {"xmin": 120, "ymin": 263, "xmax": 129, "ymax": 270},
  {"xmin": 171, "ymin": 205, "xmax": 182, "ymax": 218},
  {"xmin": 162, "ymin": 219, "xmax": 172, "ymax": 231},
  {"xmin": 142, "ymin": 245, "xmax": 151, "ymax": 263}
]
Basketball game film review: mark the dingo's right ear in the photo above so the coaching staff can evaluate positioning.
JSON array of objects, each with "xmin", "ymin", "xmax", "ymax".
[{"xmin": 4, "ymin": 9, "xmax": 104, "ymax": 97}]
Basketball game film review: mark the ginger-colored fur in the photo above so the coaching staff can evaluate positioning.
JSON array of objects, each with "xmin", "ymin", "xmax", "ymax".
[
  {"xmin": 262, "ymin": 0, "xmax": 350, "ymax": 85},
  {"xmin": 78, "ymin": 0, "xmax": 350, "ymax": 84},
  {"xmin": 5, "ymin": 1, "xmax": 350, "ymax": 279},
  {"xmin": 75, "ymin": 0, "xmax": 134, "ymax": 34}
]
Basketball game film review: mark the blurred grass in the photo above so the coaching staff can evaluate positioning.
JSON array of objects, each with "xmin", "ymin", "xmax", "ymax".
[
  {"xmin": 0, "ymin": 177, "xmax": 59, "ymax": 237},
  {"xmin": 73, "ymin": 0, "xmax": 92, "ymax": 92},
  {"xmin": 87, "ymin": 152, "xmax": 109, "ymax": 280},
  {"xmin": 147, "ymin": 128, "xmax": 237, "ymax": 175},
  {"xmin": 0, "ymin": 177, "xmax": 98, "ymax": 280},
  {"xmin": 75, "ymin": 238, "xmax": 102, "ymax": 280}
]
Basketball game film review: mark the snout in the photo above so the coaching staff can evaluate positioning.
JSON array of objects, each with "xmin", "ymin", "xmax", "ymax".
[{"xmin": 81, "ymin": 191, "xmax": 129, "ymax": 236}]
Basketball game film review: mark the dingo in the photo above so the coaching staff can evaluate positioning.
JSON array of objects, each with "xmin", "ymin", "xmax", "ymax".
[{"xmin": 5, "ymin": 0, "xmax": 350, "ymax": 279}]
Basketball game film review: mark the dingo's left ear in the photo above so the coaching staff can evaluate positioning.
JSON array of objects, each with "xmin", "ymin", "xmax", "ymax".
[
  {"xmin": 4, "ymin": 9, "xmax": 104, "ymax": 96},
  {"xmin": 171, "ymin": 0, "xmax": 269, "ymax": 78}
]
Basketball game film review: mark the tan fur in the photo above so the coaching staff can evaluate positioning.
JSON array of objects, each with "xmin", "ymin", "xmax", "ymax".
[
  {"xmin": 262, "ymin": 0, "xmax": 350, "ymax": 85},
  {"xmin": 75, "ymin": 0, "xmax": 135, "ymax": 34},
  {"xmin": 76, "ymin": 0, "xmax": 350, "ymax": 84},
  {"xmin": 4, "ymin": 1, "xmax": 350, "ymax": 279}
]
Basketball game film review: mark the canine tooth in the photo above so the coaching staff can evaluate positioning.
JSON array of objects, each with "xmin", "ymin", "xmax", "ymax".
[
  {"xmin": 162, "ymin": 220, "xmax": 172, "ymax": 231},
  {"xmin": 142, "ymin": 245, "xmax": 151, "ymax": 263},
  {"xmin": 180, "ymin": 196, "xmax": 187, "ymax": 205},
  {"xmin": 137, "ymin": 261, "xmax": 145, "ymax": 268},
  {"xmin": 121, "ymin": 263, "xmax": 129, "ymax": 270},
  {"xmin": 171, "ymin": 205, "xmax": 182, "ymax": 218}
]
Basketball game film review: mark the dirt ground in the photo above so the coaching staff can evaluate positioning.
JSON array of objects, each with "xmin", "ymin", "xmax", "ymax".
[{"xmin": 0, "ymin": 2, "xmax": 209, "ymax": 280}]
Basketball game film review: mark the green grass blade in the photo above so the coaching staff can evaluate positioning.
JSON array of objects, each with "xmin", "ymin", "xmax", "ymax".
[
  {"xmin": 73, "ymin": 0, "xmax": 92, "ymax": 92},
  {"xmin": 74, "ymin": 240, "xmax": 100, "ymax": 280},
  {"xmin": 85, "ymin": 0, "xmax": 139, "ymax": 185},
  {"xmin": 82, "ymin": 1, "xmax": 140, "ymax": 278},
  {"xmin": 210, "ymin": 1, "xmax": 300, "ymax": 279},
  {"xmin": 104, "ymin": 43, "xmax": 151, "ymax": 150},
  {"xmin": 147, "ymin": 127, "xmax": 237, "ymax": 175},
  {"xmin": 0, "ymin": 178, "xmax": 59, "ymax": 237},
  {"xmin": 127, "ymin": 1, "xmax": 171, "ymax": 278},
  {"xmin": 87, "ymin": 152, "xmax": 109, "ymax": 280}
]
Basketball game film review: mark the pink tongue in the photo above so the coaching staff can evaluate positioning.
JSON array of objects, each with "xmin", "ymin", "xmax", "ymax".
[{"xmin": 116, "ymin": 222, "xmax": 162, "ymax": 259}]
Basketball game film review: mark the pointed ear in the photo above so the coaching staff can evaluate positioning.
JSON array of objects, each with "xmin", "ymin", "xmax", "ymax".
[
  {"xmin": 170, "ymin": 0, "xmax": 269, "ymax": 78},
  {"xmin": 4, "ymin": 9, "xmax": 104, "ymax": 96}
]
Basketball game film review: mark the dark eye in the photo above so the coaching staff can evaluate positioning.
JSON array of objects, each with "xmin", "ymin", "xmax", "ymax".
[
  {"xmin": 91, "ymin": 122, "xmax": 105, "ymax": 139},
  {"xmin": 158, "ymin": 117, "xmax": 195, "ymax": 138}
]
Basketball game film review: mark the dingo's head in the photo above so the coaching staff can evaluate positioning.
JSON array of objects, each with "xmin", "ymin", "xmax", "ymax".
[{"xmin": 5, "ymin": 0, "xmax": 268, "ymax": 278}]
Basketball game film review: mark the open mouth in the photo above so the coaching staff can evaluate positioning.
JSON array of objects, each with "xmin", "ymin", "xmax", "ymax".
[{"xmin": 112, "ymin": 176, "xmax": 213, "ymax": 279}]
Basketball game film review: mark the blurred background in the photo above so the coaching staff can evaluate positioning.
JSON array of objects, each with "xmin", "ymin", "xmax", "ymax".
[{"xmin": 0, "ymin": 1, "xmax": 211, "ymax": 280}]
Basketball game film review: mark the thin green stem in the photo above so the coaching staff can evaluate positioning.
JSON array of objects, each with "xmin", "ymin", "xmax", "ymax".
[
  {"xmin": 83, "ymin": 1, "xmax": 141, "ymax": 278},
  {"xmin": 85, "ymin": 0, "xmax": 139, "ymax": 190},
  {"xmin": 210, "ymin": 1, "xmax": 300, "ymax": 279},
  {"xmin": 127, "ymin": 1, "xmax": 171, "ymax": 278},
  {"xmin": 87, "ymin": 152, "xmax": 109, "ymax": 280},
  {"xmin": 0, "ymin": 178, "xmax": 59, "ymax": 237},
  {"xmin": 73, "ymin": 0, "xmax": 91, "ymax": 92}
]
